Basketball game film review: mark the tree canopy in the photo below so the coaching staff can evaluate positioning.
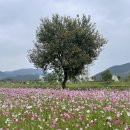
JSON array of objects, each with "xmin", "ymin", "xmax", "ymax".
[
  {"xmin": 101, "ymin": 70, "xmax": 112, "ymax": 83},
  {"xmin": 28, "ymin": 14, "xmax": 107, "ymax": 89}
]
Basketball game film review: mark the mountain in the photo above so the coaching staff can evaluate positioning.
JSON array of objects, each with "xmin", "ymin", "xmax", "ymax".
[
  {"xmin": 94, "ymin": 63, "xmax": 130, "ymax": 81},
  {"xmin": 5, "ymin": 75, "xmax": 40, "ymax": 81},
  {"xmin": 4, "ymin": 68, "xmax": 43, "ymax": 77},
  {"xmin": 0, "ymin": 68, "xmax": 45, "ymax": 80},
  {"xmin": 0, "ymin": 71, "xmax": 7, "ymax": 79},
  {"xmin": 1, "ymin": 63, "xmax": 130, "ymax": 81}
]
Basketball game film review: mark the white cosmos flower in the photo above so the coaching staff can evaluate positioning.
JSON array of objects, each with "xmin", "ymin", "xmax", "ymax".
[
  {"xmin": 127, "ymin": 112, "xmax": 130, "ymax": 117},
  {"xmin": 5, "ymin": 118, "xmax": 10, "ymax": 124},
  {"xmin": 86, "ymin": 110, "xmax": 90, "ymax": 113},
  {"xmin": 27, "ymin": 106, "xmax": 32, "ymax": 109},
  {"xmin": 106, "ymin": 116, "xmax": 112, "ymax": 121}
]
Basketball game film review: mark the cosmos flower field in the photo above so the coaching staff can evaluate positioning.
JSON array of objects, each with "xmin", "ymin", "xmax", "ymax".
[{"xmin": 0, "ymin": 88, "xmax": 130, "ymax": 130}]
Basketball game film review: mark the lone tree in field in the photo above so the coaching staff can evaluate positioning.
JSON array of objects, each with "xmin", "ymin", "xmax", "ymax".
[{"xmin": 28, "ymin": 14, "xmax": 107, "ymax": 89}]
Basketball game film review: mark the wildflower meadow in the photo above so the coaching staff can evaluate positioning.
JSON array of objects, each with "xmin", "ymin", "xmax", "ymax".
[{"xmin": 0, "ymin": 88, "xmax": 130, "ymax": 130}]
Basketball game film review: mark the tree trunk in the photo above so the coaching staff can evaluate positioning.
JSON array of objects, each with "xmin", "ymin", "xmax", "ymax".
[{"xmin": 62, "ymin": 69, "xmax": 68, "ymax": 89}]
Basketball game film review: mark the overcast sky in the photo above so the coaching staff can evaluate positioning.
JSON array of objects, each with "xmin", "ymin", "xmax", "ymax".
[{"xmin": 0, "ymin": 0, "xmax": 130, "ymax": 75}]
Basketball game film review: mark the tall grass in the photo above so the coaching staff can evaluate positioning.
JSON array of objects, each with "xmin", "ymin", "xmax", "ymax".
[{"xmin": 0, "ymin": 82, "xmax": 130, "ymax": 90}]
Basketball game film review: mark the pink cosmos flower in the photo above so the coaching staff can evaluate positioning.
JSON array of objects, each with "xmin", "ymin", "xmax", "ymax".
[
  {"xmin": 79, "ymin": 114, "xmax": 83, "ymax": 121},
  {"xmin": 113, "ymin": 119, "xmax": 120, "ymax": 124},
  {"xmin": 76, "ymin": 123, "xmax": 78, "ymax": 128},
  {"xmin": 53, "ymin": 118, "xmax": 58, "ymax": 125},
  {"xmin": 125, "ymin": 125, "xmax": 130, "ymax": 130},
  {"xmin": 103, "ymin": 107, "xmax": 111, "ymax": 111},
  {"xmin": 4, "ymin": 112, "xmax": 9, "ymax": 116},
  {"xmin": 116, "ymin": 113, "xmax": 121, "ymax": 117}
]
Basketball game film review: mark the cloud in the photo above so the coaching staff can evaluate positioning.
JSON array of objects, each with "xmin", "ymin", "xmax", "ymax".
[{"xmin": 0, "ymin": 0, "xmax": 130, "ymax": 74}]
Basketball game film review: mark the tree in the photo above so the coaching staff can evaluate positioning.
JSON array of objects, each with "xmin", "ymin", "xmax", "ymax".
[
  {"xmin": 101, "ymin": 70, "xmax": 112, "ymax": 83},
  {"xmin": 117, "ymin": 75, "xmax": 121, "ymax": 81},
  {"xmin": 128, "ymin": 75, "xmax": 130, "ymax": 82},
  {"xmin": 91, "ymin": 76, "xmax": 96, "ymax": 81},
  {"xmin": 28, "ymin": 14, "xmax": 107, "ymax": 89}
]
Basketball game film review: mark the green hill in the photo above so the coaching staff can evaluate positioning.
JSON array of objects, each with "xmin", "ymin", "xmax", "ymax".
[{"xmin": 94, "ymin": 63, "xmax": 130, "ymax": 81}]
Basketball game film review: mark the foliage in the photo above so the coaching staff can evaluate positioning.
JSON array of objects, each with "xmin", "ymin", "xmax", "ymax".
[
  {"xmin": 28, "ymin": 14, "xmax": 107, "ymax": 89},
  {"xmin": 43, "ymin": 72, "xmax": 59, "ymax": 85},
  {"xmin": 117, "ymin": 75, "xmax": 121, "ymax": 81},
  {"xmin": 128, "ymin": 75, "xmax": 130, "ymax": 81},
  {"xmin": 101, "ymin": 70, "xmax": 112, "ymax": 83}
]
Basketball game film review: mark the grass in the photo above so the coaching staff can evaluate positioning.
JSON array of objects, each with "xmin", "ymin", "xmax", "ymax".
[
  {"xmin": 0, "ymin": 81, "xmax": 130, "ymax": 90},
  {"xmin": 67, "ymin": 82, "xmax": 130, "ymax": 90}
]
